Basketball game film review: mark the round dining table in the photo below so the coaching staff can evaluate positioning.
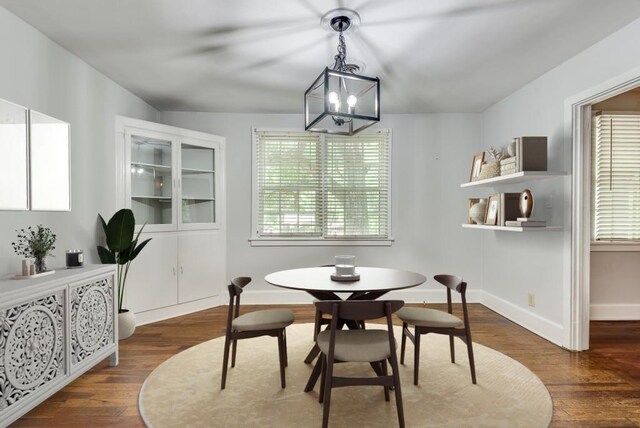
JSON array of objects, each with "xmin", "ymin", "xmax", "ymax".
[
  {"xmin": 265, "ymin": 266, "xmax": 426, "ymax": 301},
  {"xmin": 265, "ymin": 266, "xmax": 427, "ymax": 392}
]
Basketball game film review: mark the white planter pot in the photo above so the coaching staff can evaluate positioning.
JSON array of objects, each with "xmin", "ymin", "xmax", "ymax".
[{"xmin": 118, "ymin": 309, "xmax": 136, "ymax": 340}]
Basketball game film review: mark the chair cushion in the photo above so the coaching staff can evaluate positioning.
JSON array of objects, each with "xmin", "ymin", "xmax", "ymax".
[
  {"xmin": 396, "ymin": 307, "xmax": 464, "ymax": 328},
  {"xmin": 232, "ymin": 309, "xmax": 294, "ymax": 332},
  {"xmin": 317, "ymin": 329, "xmax": 394, "ymax": 362}
]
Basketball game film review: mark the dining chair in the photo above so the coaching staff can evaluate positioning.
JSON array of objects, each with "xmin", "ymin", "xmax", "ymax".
[
  {"xmin": 221, "ymin": 277, "xmax": 295, "ymax": 390},
  {"xmin": 397, "ymin": 274, "xmax": 476, "ymax": 385},
  {"xmin": 314, "ymin": 300, "xmax": 405, "ymax": 428},
  {"xmin": 312, "ymin": 265, "xmax": 365, "ymax": 349}
]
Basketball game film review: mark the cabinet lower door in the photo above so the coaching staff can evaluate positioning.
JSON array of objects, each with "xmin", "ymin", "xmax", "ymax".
[
  {"xmin": 178, "ymin": 231, "xmax": 225, "ymax": 303},
  {"xmin": 126, "ymin": 233, "xmax": 178, "ymax": 313}
]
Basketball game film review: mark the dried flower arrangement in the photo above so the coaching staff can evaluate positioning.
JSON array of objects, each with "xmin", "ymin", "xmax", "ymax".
[{"xmin": 487, "ymin": 146, "xmax": 506, "ymax": 162}]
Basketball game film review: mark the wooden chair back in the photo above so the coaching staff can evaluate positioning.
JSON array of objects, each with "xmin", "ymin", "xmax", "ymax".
[
  {"xmin": 433, "ymin": 274, "xmax": 470, "ymax": 329},
  {"xmin": 314, "ymin": 300, "xmax": 404, "ymax": 321},
  {"xmin": 226, "ymin": 277, "xmax": 252, "ymax": 333}
]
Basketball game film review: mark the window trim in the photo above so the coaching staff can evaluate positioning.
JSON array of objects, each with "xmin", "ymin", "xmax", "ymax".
[{"xmin": 250, "ymin": 127, "xmax": 393, "ymax": 246}]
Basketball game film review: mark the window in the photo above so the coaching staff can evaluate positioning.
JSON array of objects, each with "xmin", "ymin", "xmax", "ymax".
[
  {"xmin": 252, "ymin": 129, "xmax": 391, "ymax": 245},
  {"xmin": 591, "ymin": 113, "xmax": 640, "ymax": 241}
]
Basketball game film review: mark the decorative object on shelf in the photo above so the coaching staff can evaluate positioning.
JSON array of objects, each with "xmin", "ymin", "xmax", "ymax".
[
  {"xmin": 500, "ymin": 156, "xmax": 517, "ymax": 176},
  {"xmin": 499, "ymin": 193, "xmax": 521, "ymax": 226},
  {"xmin": 331, "ymin": 254, "xmax": 360, "ymax": 281},
  {"xmin": 304, "ymin": 9, "xmax": 380, "ymax": 136},
  {"xmin": 97, "ymin": 208, "xmax": 152, "ymax": 340},
  {"xmin": 65, "ymin": 249, "xmax": 84, "ymax": 268},
  {"xmin": 478, "ymin": 146, "xmax": 504, "ymax": 180},
  {"xmin": 488, "ymin": 146, "xmax": 506, "ymax": 161},
  {"xmin": 505, "ymin": 219, "xmax": 546, "ymax": 227},
  {"xmin": 519, "ymin": 189, "xmax": 534, "ymax": 219},
  {"xmin": 470, "ymin": 152, "xmax": 485, "ymax": 181},
  {"xmin": 507, "ymin": 139, "xmax": 517, "ymax": 157},
  {"xmin": 485, "ymin": 194, "xmax": 500, "ymax": 225},
  {"xmin": 513, "ymin": 137, "xmax": 547, "ymax": 172},
  {"xmin": 11, "ymin": 225, "xmax": 56, "ymax": 274},
  {"xmin": 468, "ymin": 198, "xmax": 487, "ymax": 224}
]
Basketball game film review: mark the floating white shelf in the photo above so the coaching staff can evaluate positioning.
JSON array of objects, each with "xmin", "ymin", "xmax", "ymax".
[
  {"xmin": 460, "ymin": 171, "xmax": 565, "ymax": 188},
  {"xmin": 462, "ymin": 224, "xmax": 562, "ymax": 232}
]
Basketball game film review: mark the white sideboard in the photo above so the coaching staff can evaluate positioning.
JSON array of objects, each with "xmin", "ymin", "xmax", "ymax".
[{"xmin": 0, "ymin": 265, "xmax": 117, "ymax": 427}]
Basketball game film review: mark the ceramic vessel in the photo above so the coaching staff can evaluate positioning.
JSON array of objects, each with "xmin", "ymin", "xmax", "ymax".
[
  {"xmin": 118, "ymin": 310, "xmax": 136, "ymax": 340},
  {"xmin": 519, "ymin": 189, "xmax": 534, "ymax": 218},
  {"xmin": 469, "ymin": 199, "xmax": 488, "ymax": 224},
  {"xmin": 507, "ymin": 140, "xmax": 517, "ymax": 157}
]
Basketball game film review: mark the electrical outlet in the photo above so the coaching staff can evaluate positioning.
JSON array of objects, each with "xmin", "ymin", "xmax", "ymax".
[{"xmin": 528, "ymin": 293, "xmax": 536, "ymax": 307}]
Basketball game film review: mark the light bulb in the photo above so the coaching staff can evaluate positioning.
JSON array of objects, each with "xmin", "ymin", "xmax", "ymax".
[
  {"xmin": 137, "ymin": 167, "xmax": 144, "ymax": 174},
  {"xmin": 328, "ymin": 91, "xmax": 340, "ymax": 112},
  {"xmin": 347, "ymin": 95, "xmax": 357, "ymax": 114},
  {"xmin": 130, "ymin": 167, "xmax": 136, "ymax": 174}
]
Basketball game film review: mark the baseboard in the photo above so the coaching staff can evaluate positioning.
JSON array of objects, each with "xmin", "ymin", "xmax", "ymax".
[
  {"xmin": 590, "ymin": 304, "xmax": 640, "ymax": 320},
  {"xmin": 134, "ymin": 296, "xmax": 220, "ymax": 326},
  {"xmin": 240, "ymin": 289, "xmax": 483, "ymax": 305},
  {"xmin": 480, "ymin": 291, "xmax": 564, "ymax": 346}
]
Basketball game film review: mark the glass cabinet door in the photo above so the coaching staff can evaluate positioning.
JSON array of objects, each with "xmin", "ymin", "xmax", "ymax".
[
  {"xmin": 128, "ymin": 132, "xmax": 174, "ymax": 227},
  {"xmin": 180, "ymin": 142, "xmax": 215, "ymax": 225}
]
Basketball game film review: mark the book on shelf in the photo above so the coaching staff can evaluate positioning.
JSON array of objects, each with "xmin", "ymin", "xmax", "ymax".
[
  {"xmin": 505, "ymin": 220, "xmax": 547, "ymax": 227},
  {"xmin": 500, "ymin": 157, "xmax": 518, "ymax": 176},
  {"xmin": 499, "ymin": 193, "xmax": 521, "ymax": 226},
  {"xmin": 514, "ymin": 136, "xmax": 547, "ymax": 172},
  {"xmin": 517, "ymin": 217, "xmax": 544, "ymax": 222}
]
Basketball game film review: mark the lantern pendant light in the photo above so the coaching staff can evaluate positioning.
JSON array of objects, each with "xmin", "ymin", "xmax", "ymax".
[{"xmin": 304, "ymin": 10, "xmax": 380, "ymax": 136}]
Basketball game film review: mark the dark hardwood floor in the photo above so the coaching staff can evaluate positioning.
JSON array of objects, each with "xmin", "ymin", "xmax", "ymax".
[{"xmin": 9, "ymin": 304, "xmax": 640, "ymax": 427}]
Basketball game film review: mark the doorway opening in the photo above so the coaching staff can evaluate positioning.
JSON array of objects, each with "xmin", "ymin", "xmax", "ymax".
[{"xmin": 569, "ymin": 72, "xmax": 640, "ymax": 351}]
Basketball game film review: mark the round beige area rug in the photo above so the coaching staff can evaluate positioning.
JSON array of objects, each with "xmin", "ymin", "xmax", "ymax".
[{"xmin": 139, "ymin": 323, "xmax": 552, "ymax": 427}]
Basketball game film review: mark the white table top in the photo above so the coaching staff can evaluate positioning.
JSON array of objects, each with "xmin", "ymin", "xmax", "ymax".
[{"xmin": 265, "ymin": 266, "xmax": 426, "ymax": 293}]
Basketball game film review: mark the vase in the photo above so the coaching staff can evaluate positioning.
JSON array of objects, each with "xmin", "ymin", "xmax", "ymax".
[
  {"xmin": 118, "ymin": 309, "xmax": 136, "ymax": 340},
  {"xmin": 519, "ymin": 189, "xmax": 534, "ymax": 218},
  {"xmin": 469, "ymin": 199, "xmax": 488, "ymax": 224},
  {"xmin": 34, "ymin": 257, "xmax": 46, "ymax": 273}
]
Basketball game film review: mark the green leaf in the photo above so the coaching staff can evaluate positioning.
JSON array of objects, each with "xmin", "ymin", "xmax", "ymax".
[
  {"xmin": 105, "ymin": 209, "xmax": 135, "ymax": 252},
  {"xmin": 129, "ymin": 238, "xmax": 152, "ymax": 261},
  {"xmin": 96, "ymin": 246, "xmax": 116, "ymax": 264},
  {"xmin": 98, "ymin": 214, "xmax": 108, "ymax": 235}
]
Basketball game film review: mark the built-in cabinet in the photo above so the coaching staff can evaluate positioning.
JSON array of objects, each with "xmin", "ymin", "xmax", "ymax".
[
  {"xmin": 116, "ymin": 117, "xmax": 226, "ymax": 325},
  {"xmin": 0, "ymin": 266, "xmax": 117, "ymax": 427}
]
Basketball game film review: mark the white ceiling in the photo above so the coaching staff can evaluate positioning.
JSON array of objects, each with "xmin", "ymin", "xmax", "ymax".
[{"xmin": 2, "ymin": 0, "xmax": 640, "ymax": 113}]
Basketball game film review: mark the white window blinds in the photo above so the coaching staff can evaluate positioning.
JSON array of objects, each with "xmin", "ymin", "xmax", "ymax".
[
  {"xmin": 254, "ymin": 130, "xmax": 391, "ymax": 240},
  {"xmin": 591, "ymin": 114, "xmax": 640, "ymax": 241}
]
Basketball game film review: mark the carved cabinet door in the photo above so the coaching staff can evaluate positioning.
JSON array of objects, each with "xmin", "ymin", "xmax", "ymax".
[
  {"xmin": 0, "ymin": 290, "xmax": 66, "ymax": 413},
  {"xmin": 69, "ymin": 276, "xmax": 114, "ymax": 368}
]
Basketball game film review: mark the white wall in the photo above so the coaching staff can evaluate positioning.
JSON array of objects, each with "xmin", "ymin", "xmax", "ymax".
[
  {"xmin": 160, "ymin": 111, "xmax": 483, "ymax": 302},
  {"xmin": 0, "ymin": 7, "xmax": 158, "ymax": 275},
  {"xmin": 481, "ymin": 16, "xmax": 640, "ymax": 343}
]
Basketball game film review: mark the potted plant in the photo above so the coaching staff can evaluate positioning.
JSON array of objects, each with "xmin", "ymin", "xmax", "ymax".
[
  {"xmin": 97, "ymin": 208, "xmax": 151, "ymax": 340},
  {"xmin": 12, "ymin": 225, "xmax": 56, "ymax": 273}
]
